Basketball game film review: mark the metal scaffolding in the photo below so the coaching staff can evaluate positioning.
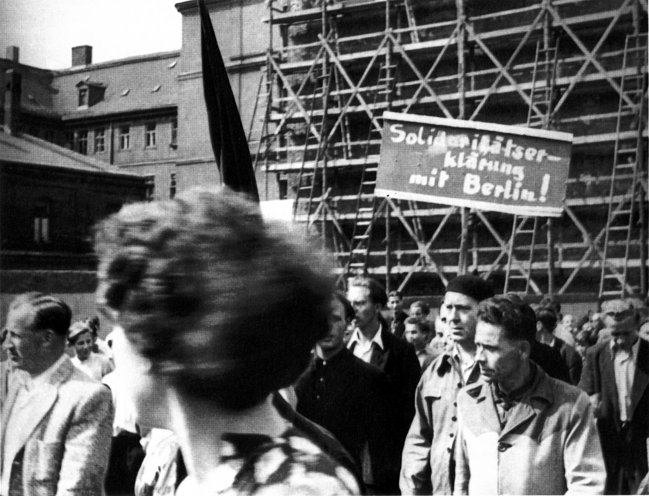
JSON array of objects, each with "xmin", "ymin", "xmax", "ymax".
[{"xmin": 254, "ymin": 0, "xmax": 648, "ymax": 299}]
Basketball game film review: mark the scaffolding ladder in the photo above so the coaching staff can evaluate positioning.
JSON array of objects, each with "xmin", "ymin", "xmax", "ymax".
[
  {"xmin": 292, "ymin": 61, "xmax": 334, "ymax": 224},
  {"xmin": 598, "ymin": 33, "xmax": 648, "ymax": 298},
  {"xmin": 343, "ymin": 59, "xmax": 396, "ymax": 278},
  {"xmin": 504, "ymin": 40, "xmax": 559, "ymax": 294}
]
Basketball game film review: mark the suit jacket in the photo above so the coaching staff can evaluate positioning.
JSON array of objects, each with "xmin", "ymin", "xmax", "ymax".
[
  {"xmin": 295, "ymin": 348, "xmax": 391, "ymax": 492},
  {"xmin": 348, "ymin": 321, "xmax": 421, "ymax": 492},
  {"xmin": 530, "ymin": 340, "xmax": 571, "ymax": 383},
  {"xmin": 1, "ymin": 356, "xmax": 114, "ymax": 496},
  {"xmin": 551, "ymin": 337, "xmax": 582, "ymax": 385},
  {"xmin": 579, "ymin": 338, "xmax": 649, "ymax": 493},
  {"xmin": 454, "ymin": 366, "xmax": 606, "ymax": 495},
  {"xmin": 388, "ymin": 310, "xmax": 408, "ymax": 339}
]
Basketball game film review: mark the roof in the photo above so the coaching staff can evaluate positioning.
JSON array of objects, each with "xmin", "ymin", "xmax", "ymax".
[
  {"xmin": 53, "ymin": 51, "xmax": 180, "ymax": 120},
  {"xmin": 0, "ymin": 50, "xmax": 180, "ymax": 121},
  {"xmin": 0, "ymin": 129, "xmax": 142, "ymax": 179}
]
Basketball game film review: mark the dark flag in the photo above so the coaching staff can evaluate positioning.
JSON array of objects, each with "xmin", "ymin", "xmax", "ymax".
[{"xmin": 198, "ymin": 0, "xmax": 260, "ymax": 202}]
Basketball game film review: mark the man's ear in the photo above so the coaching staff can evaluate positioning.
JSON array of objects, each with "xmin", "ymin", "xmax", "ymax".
[
  {"xmin": 40, "ymin": 329, "xmax": 57, "ymax": 348},
  {"xmin": 519, "ymin": 339, "xmax": 532, "ymax": 359}
]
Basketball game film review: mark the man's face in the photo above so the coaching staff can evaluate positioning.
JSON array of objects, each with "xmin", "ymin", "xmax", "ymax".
[
  {"xmin": 4, "ymin": 304, "xmax": 45, "ymax": 374},
  {"xmin": 475, "ymin": 320, "xmax": 526, "ymax": 385},
  {"xmin": 409, "ymin": 304, "xmax": 426, "ymax": 321},
  {"xmin": 387, "ymin": 295, "xmax": 403, "ymax": 312},
  {"xmin": 442, "ymin": 291, "xmax": 479, "ymax": 346},
  {"xmin": 561, "ymin": 314, "xmax": 576, "ymax": 333},
  {"xmin": 318, "ymin": 299, "xmax": 348, "ymax": 354},
  {"xmin": 602, "ymin": 300, "xmax": 638, "ymax": 349},
  {"xmin": 73, "ymin": 330, "xmax": 93, "ymax": 362},
  {"xmin": 404, "ymin": 323, "xmax": 427, "ymax": 350},
  {"xmin": 348, "ymin": 286, "xmax": 380, "ymax": 332}
]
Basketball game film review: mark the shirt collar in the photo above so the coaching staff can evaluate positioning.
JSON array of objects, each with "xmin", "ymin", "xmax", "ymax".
[
  {"xmin": 610, "ymin": 336, "xmax": 640, "ymax": 357},
  {"xmin": 30, "ymin": 353, "xmax": 67, "ymax": 390},
  {"xmin": 348, "ymin": 323, "xmax": 384, "ymax": 351},
  {"xmin": 451, "ymin": 343, "xmax": 475, "ymax": 368}
]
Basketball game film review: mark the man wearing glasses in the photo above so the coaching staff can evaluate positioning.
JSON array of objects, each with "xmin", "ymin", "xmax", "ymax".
[{"xmin": 579, "ymin": 298, "xmax": 649, "ymax": 494}]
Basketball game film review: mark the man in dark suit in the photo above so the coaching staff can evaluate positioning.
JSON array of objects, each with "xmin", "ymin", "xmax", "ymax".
[
  {"xmin": 580, "ymin": 297, "xmax": 649, "ymax": 494},
  {"xmin": 535, "ymin": 304, "xmax": 582, "ymax": 384},
  {"xmin": 347, "ymin": 276, "xmax": 421, "ymax": 493},
  {"xmin": 295, "ymin": 292, "xmax": 391, "ymax": 493},
  {"xmin": 387, "ymin": 290, "xmax": 408, "ymax": 338}
]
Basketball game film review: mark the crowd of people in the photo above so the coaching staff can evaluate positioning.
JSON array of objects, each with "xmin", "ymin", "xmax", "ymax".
[{"xmin": 1, "ymin": 186, "xmax": 649, "ymax": 495}]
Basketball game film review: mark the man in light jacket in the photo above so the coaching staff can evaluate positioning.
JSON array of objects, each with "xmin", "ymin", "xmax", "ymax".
[
  {"xmin": 1, "ymin": 292, "xmax": 114, "ymax": 496},
  {"xmin": 454, "ymin": 294, "xmax": 605, "ymax": 495}
]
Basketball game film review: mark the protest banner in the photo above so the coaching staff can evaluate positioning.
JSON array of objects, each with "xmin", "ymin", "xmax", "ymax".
[{"xmin": 375, "ymin": 112, "xmax": 573, "ymax": 217}]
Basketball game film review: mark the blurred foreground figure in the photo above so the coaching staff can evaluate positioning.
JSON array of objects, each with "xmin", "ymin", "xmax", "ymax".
[
  {"xmin": 94, "ymin": 187, "xmax": 360, "ymax": 496},
  {"xmin": 1, "ymin": 293, "xmax": 114, "ymax": 495},
  {"xmin": 454, "ymin": 295, "xmax": 605, "ymax": 494}
]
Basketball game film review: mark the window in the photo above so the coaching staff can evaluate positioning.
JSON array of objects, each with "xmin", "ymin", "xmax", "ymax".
[
  {"xmin": 119, "ymin": 126, "xmax": 130, "ymax": 150},
  {"xmin": 278, "ymin": 175, "xmax": 288, "ymax": 200},
  {"xmin": 169, "ymin": 173, "xmax": 177, "ymax": 199},
  {"xmin": 34, "ymin": 199, "xmax": 51, "ymax": 244},
  {"xmin": 78, "ymin": 87, "xmax": 88, "ymax": 107},
  {"xmin": 145, "ymin": 122, "xmax": 157, "ymax": 148},
  {"xmin": 145, "ymin": 175, "xmax": 155, "ymax": 201},
  {"xmin": 75, "ymin": 130, "xmax": 88, "ymax": 155},
  {"xmin": 170, "ymin": 118, "xmax": 178, "ymax": 148},
  {"xmin": 95, "ymin": 128, "xmax": 105, "ymax": 153}
]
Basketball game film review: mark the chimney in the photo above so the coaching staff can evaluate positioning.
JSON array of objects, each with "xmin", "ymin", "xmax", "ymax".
[
  {"xmin": 5, "ymin": 46, "xmax": 19, "ymax": 63},
  {"xmin": 3, "ymin": 69, "xmax": 21, "ymax": 136},
  {"xmin": 72, "ymin": 45, "xmax": 92, "ymax": 66}
]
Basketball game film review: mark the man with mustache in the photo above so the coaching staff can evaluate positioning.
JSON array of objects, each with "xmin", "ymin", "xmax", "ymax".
[{"xmin": 453, "ymin": 294, "xmax": 605, "ymax": 494}]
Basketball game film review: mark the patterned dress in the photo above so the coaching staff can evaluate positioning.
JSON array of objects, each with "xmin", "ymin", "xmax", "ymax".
[{"xmin": 171, "ymin": 428, "xmax": 360, "ymax": 496}]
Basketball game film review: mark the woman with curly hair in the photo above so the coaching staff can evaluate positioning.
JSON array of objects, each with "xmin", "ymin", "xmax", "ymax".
[{"xmin": 94, "ymin": 187, "xmax": 360, "ymax": 496}]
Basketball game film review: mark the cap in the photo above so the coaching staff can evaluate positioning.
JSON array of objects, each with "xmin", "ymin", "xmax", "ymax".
[
  {"xmin": 68, "ymin": 321, "xmax": 92, "ymax": 343},
  {"xmin": 445, "ymin": 275, "xmax": 494, "ymax": 303}
]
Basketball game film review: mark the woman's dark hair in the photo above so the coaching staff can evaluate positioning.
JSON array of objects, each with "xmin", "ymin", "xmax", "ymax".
[{"xmin": 95, "ymin": 187, "xmax": 333, "ymax": 411}]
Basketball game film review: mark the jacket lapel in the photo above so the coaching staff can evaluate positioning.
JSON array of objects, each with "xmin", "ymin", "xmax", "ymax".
[
  {"xmin": 500, "ymin": 366, "xmax": 552, "ymax": 440},
  {"xmin": 5, "ymin": 357, "xmax": 72, "ymax": 466},
  {"xmin": 629, "ymin": 339, "xmax": 649, "ymax": 420},
  {"xmin": 370, "ymin": 341, "xmax": 390, "ymax": 370},
  {"xmin": 470, "ymin": 383, "xmax": 502, "ymax": 434},
  {"xmin": 500, "ymin": 402, "xmax": 536, "ymax": 440}
]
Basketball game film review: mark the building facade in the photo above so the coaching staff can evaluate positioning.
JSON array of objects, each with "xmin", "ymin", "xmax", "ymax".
[{"xmin": 2, "ymin": 0, "xmax": 646, "ymax": 305}]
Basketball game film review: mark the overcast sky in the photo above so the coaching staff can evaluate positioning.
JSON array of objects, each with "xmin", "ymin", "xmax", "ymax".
[{"xmin": 0, "ymin": 0, "xmax": 182, "ymax": 69}]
